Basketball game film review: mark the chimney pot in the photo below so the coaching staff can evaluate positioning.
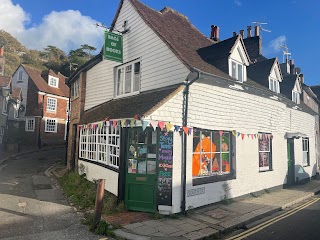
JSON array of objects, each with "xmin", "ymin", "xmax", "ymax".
[
  {"xmin": 239, "ymin": 30, "xmax": 244, "ymax": 38},
  {"xmin": 289, "ymin": 59, "xmax": 295, "ymax": 74},
  {"xmin": 254, "ymin": 26, "xmax": 259, "ymax": 36},
  {"xmin": 210, "ymin": 25, "xmax": 219, "ymax": 41},
  {"xmin": 289, "ymin": 59, "xmax": 294, "ymax": 65},
  {"xmin": 247, "ymin": 26, "xmax": 252, "ymax": 38},
  {"xmin": 233, "ymin": 31, "xmax": 237, "ymax": 37}
]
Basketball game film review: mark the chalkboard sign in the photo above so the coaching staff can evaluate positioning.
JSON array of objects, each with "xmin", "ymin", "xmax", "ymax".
[{"xmin": 157, "ymin": 131, "xmax": 173, "ymax": 206}]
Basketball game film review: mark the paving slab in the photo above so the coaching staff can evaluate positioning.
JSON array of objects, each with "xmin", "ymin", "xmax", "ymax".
[
  {"xmin": 35, "ymin": 189, "xmax": 65, "ymax": 201},
  {"xmin": 132, "ymin": 225, "xmax": 159, "ymax": 236},
  {"xmin": 183, "ymin": 228, "xmax": 218, "ymax": 240},
  {"xmin": 32, "ymin": 175, "xmax": 53, "ymax": 185},
  {"xmin": 156, "ymin": 224, "xmax": 180, "ymax": 235}
]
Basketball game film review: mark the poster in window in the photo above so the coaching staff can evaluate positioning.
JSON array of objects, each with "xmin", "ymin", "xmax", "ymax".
[
  {"xmin": 259, "ymin": 152, "xmax": 269, "ymax": 167},
  {"xmin": 128, "ymin": 159, "xmax": 137, "ymax": 173}
]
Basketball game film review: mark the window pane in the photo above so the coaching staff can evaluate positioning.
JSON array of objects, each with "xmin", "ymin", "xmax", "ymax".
[
  {"xmin": 117, "ymin": 68, "xmax": 123, "ymax": 95},
  {"xmin": 259, "ymin": 152, "xmax": 269, "ymax": 168},
  {"xmin": 232, "ymin": 62, "xmax": 236, "ymax": 78},
  {"xmin": 193, "ymin": 130, "xmax": 201, "ymax": 152},
  {"xmin": 147, "ymin": 160, "xmax": 156, "ymax": 174},
  {"xmin": 125, "ymin": 65, "xmax": 132, "ymax": 93},
  {"xmin": 222, "ymin": 153, "xmax": 230, "ymax": 173},
  {"xmin": 273, "ymin": 80, "xmax": 277, "ymax": 92},
  {"xmin": 259, "ymin": 138, "xmax": 270, "ymax": 152},
  {"xmin": 212, "ymin": 131, "xmax": 220, "ymax": 152},
  {"xmin": 134, "ymin": 62, "xmax": 140, "ymax": 92},
  {"xmin": 137, "ymin": 160, "xmax": 147, "ymax": 174},
  {"xmin": 238, "ymin": 64, "xmax": 243, "ymax": 81},
  {"xmin": 212, "ymin": 153, "xmax": 220, "ymax": 172}
]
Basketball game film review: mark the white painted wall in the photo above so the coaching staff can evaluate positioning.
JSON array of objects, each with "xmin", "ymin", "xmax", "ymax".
[
  {"xmin": 78, "ymin": 160, "xmax": 119, "ymax": 196},
  {"xmin": 148, "ymin": 80, "xmax": 316, "ymax": 212},
  {"xmin": 84, "ymin": 0, "xmax": 189, "ymax": 110},
  {"xmin": 11, "ymin": 66, "xmax": 29, "ymax": 120}
]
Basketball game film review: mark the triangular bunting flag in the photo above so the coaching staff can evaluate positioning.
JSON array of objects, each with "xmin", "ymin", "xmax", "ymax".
[
  {"xmin": 251, "ymin": 134, "xmax": 254, "ymax": 139},
  {"xmin": 237, "ymin": 132, "xmax": 241, "ymax": 137},
  {"xmin": 130, "ymin": 119, "xmax": 136, "ymax": 128},
  {"xmin": 134, "ymin": 114, "xmax": 140, "ymax": 120},
  {"xmin": 219, "ymin": 131, "xmax": 223, "ymax": 137},
  {"xmin": 232, "ymin": 130, "xmax": 237, "ymax": 136},
  {"xmin": 126, "ymin": 119, "xmax": 131, "ymax": 126},
  {"xmin": 254, "ymin": 134, "xmax": 257, "ymax": 139},
  {"xmin": 121, "ymin": 119, "xmax": 126, "ymax": 128},
  {"xmin": 150, "ymin": 121, "xmax": 158, "ymax": 131},
  {"xmin": 109, "ymin": 120, "xmax": 113, "ymax": 127},
  {"xmin": 247, "ymin": 134, "xmax": 250, "ymax": 138},
  {"xmin": 188, "ymin": 128, "xmax": 193, "ymax": 135},
  {"xmin": 174, "ymin": 125, "xmax": 180, "ymax": 132},
  {"xmin": 113, "ymin": 120, "xmax": 118, "ymax": 127},
  {"xmin": 158, "ymin": 121, "xmax": 165, "ymax": 131},
  {"xmin": 165, "ymin": 122, "xmax": 174, "ymax": 132},
  {"xmin": 141, "ymin": 120, "xmax": 149, "ymax": 131},
  {"xmin": 241, "ymin": 133, "xmax": 245, "ymax": 140},
  {"xmin": 78, "ymin": 125, "xmax": 82, "ymax": 129},
  {"xmin": 183, "ymin": 126, "xmax": 189, "ymax": 135}
]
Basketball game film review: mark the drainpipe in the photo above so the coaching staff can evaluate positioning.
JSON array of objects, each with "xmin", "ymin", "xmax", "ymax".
[
  {"xmin": 65, "ymin": 86, "xmax": 71, "ymax": 166},
  {"xmin": 181, "ymin": 68, "xmax": 201, "ymax": 214}
]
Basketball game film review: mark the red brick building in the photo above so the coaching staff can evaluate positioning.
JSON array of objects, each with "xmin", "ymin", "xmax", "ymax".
[{"xmin": 11, "ymin": 64, "xmax": 69, "ymax": 147}]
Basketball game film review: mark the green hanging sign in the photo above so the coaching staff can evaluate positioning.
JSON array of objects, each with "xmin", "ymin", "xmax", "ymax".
[{"xmin": 104, "ymin": 31, "xmax": 123, "ymax": 63}]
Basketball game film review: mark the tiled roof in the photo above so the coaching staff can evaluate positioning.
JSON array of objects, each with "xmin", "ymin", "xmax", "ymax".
[
  {"xmin": 11, "ymin": 86, "xmax": 22, "ymax": 101},
  {"xmin": 302, "ymin": 84, "xmax": 320, "ymax": 105},
  {"xmin": 280, "ymin": 74, "xmax": 298, "ymax": 100},
  {"xmin": 80, "ymin": 84, "xmax": 183, "ymax": 124},
  {"xmin": 125, "ymin": 0, "xmax": 233, "ymax": 80},
  {"xmin": 22, "ymin": 65, "xmax": 69, "ymax": 97},
  {"xmin": 310, "ymin": 85, "xmax": 320, "ymax": 100},
  {"xmin": 0, "ymin": 75, "xmax": 11, "ymax": 87},
  {"xmin": 247, "ymin": 58, "xmax": 276, "ymax": 89}
]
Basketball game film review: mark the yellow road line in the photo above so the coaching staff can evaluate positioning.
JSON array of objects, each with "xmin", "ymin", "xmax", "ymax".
[{"xmin": 226, "ymin": 198, "xmax": 319, "ymax": 240}]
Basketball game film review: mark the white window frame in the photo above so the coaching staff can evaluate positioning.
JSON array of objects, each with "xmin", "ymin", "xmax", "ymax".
[
  {"xmin": 0, "ymin": 126, "xmax": 4, "ymax": 144},
  {"xmin": 115, "ymin": 60, "xmax": 141, "ymax": 97},
  {"xmin": 230, "ymin": 59, "xmax": 245, "ymax": 82},
  {"xmin": 302, "ymin": 137, "xmax": 309, "ymax": 166},
  {"xmin": 18, "ymin": 70, "xmax": 23, "ymax": 82},
  {"xmin": 2, "ymin": 96, "xmax": 8, "ymax": 115},
  {"xmin": 79, "ymin": 124, "xmax": 121, "ymax": 168},
  {"xmin": 25, "ymin": 117, "xmax": 35, "ymax": 132},
  {"xmin": 45, "ymin": 118, "xmax": 57, "ymax": 133},
  {"xmin": 292, "ymin": 91, "xmax": 300, "ymax": 104},
  {"xmin": 47, "ymin": 97, "xmax": 57, "ymax": 112},
  {"xmin": 72, "ymin": 79, "xmax": 79, "ymax": 99},
  {"xmin": 258, "ymin": 133, "xmax": 272, "ymax": 172},
  {"xmin": 48, "ymin": 75, "xmax": 59, "ymax": 88},
  {"xmin": 269, "ymin": 77, "xmax": 280, "ymax": 93}
]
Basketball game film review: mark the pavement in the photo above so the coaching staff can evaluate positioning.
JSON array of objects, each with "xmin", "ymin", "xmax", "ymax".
[{"xmin": 111, "ymin": 178, "xmax": 320, "ymax": 240}]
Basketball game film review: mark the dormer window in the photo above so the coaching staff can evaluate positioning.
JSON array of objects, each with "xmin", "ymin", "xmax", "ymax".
[
  {"xmin": 48, "ymin": 76, "xmax": 59, "ymax": 88},
  {"xmin": 292, "ymin": 91, "xmax": 300, "ymax": 104},
  {"xmin": 115, "ymin": 60, "xmax": 140, "ymax": 97},
  {"xmin": 269, "ymin": 77, "xmax": 280, "ymax": 93},
  {"xmin": 231, "ymin": 61, "xmax": 244, "ymax": 82}
]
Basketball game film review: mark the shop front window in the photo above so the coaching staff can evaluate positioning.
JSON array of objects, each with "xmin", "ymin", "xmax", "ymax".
[{"xmin": 192, "ymin": 129, "xmax": 234, "ymax": 180}]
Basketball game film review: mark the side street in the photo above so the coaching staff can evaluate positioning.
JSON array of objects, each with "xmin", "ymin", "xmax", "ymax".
[{"xmin": 1, "ymin": 0, "xmax": 320, "ymax": 239}]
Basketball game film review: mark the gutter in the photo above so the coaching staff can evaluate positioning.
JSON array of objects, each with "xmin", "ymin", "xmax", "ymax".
[{"xmin": 181, "ymin": 68, "xmax": 201, "ymax": 214}]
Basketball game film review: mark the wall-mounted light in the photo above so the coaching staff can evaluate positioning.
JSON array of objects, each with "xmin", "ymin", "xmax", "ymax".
[{"xmin": 1, "ymin": 87, "xmax": 10, "ymax": 97}]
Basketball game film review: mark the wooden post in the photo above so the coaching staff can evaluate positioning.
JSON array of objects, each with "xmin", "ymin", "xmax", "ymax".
[{"xmin": 93, "ymin": 179, "xmax": 105, "ymax": 228}]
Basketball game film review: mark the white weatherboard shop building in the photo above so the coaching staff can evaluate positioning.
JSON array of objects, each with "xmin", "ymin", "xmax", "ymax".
[{"xmin": 67, "ymin": 0, "xmax": 318, "ymax": 214}]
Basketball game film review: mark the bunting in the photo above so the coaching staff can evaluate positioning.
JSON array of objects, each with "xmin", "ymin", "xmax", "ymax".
[
  {"xmin": 150, "ymin": 121, "xmax": 158, "ymax": 131},
  {"xmin": 158, "ymin": 121, "xmax": 165, "ymax": 131},
  {"xmin": 141, "ymin": 120, "xmax": 149, "ymax": 131}
]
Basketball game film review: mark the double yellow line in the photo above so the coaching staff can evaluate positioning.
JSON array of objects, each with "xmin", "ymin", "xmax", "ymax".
[{"xmin": 226, "ymin": 197, "xmax": 319, "ymax": 240}]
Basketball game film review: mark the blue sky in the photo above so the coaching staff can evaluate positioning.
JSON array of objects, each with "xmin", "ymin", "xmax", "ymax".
[{"xmin": 1, "ymin": 0, "xmax": 319, "ymax": 85}]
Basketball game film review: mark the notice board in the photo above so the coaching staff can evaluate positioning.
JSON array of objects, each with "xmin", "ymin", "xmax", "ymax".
[{"xmin": 157, "ymin": 131, "xmax": 173, "ymax": 206}]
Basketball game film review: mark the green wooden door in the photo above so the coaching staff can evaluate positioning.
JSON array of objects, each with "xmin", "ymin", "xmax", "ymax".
[{"xmin": 125, "ymin": 128, "xmax": 158, "ymax": 212}]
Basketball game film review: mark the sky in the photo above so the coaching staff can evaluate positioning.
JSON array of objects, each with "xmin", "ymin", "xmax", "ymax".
[{"xmin": 0, "ymin": 0, "xmax": 319, "ymax": 86}]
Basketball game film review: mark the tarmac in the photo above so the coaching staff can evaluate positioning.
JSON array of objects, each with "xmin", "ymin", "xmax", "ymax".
[
  {"xmin": 2, "ymin": 147, "xmax": 320, "ymax": 240},
  {"xmin": 110, "ymin": 179, "xmax": 320, "ymax": 240}
]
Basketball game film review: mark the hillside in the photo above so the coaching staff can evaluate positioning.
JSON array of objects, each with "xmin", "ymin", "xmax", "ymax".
[{"xmin": 0, "ymin": 30, "xmax": 96, "ymax": 77}]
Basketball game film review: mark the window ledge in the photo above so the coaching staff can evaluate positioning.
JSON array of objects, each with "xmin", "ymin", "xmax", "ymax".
[
  {"xmin": 193, "ymin": 172, "xmax": 236, "ymax": 186},
  {"xmin": 79, "ymin": 158, "xmax": 119, "ymax": 173},
  {"xmin": 259, "ymin": 169, "xmax": 273, "ymax": 173},
  {"xmin": 303, "ymin": 165, "xmax": 310, "ymax": 167},
  {"xmin": 115, "ymin": 91, "xmax": 139, "ymax": 99}
]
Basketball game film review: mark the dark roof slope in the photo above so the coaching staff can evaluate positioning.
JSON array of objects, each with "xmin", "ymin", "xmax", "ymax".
[
  {"xmin": 81, "ymin": 84, "xmax": 183, "ymax": 124},
  {"xmin": 247, "ymin": 58, "xmax": 275, "ymax": 89},
  {"xmin": 0, "ymin": 75, "xmax": 11, "ymax": 87},
  {"xmin": 280, "ymin": 74, "xmax": 298, "ymax": 99},
  {"xmin": 22, "ymin": 65, "xmax": 69, "ymax": 97},
  {"xmin": 197, "ymin": 36, "xmax": 239, "ymax": 73},
  {"xmin": 243, "ymin": 36, "xmax": 267, "ymax": 62},
  {"xmin": 310, "ymin": 86, "xmax": 320, "ymax": 99},
  {"xmin": 302, "ymin": 84, "xmax": 320, "ymax": 105},
  {"xmin": 125, "ymin": 0, "xmax": 232, "ymax": 79}
]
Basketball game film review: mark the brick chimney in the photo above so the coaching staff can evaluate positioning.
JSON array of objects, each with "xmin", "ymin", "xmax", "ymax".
[
  {"xmin": 289, "ymin": 59, "xmax": 295, "ymax": 75},
  {"xmin": 210, "ymin": 25, "xmax": 220, "ymax": 41},
  {"xmin": 0, "ymin": 46, "xmax": 4, "ymax": 57},
  {"xmin": 239, "ymin": 30, "xmax": 244, "ymax": 38},
  {"xmin": 254, "ymin": 26, "xmax": 259, "ymax": 37},
  {"xmin": 247, "ymin": 26, "xmax": 252, "ymax": 38}
]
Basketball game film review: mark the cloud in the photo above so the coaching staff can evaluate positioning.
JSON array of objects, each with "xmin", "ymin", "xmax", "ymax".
[
  {"xmin": 263, "ymin": 35, "xmax": 287, "ymax": 56},
  {"xmin": 0, "ymin": 0, "xmax": 102, "ymax": 53},
  {"xmin": 234, "ymin": 0, "xmax": 242, "ymax": 6}
]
